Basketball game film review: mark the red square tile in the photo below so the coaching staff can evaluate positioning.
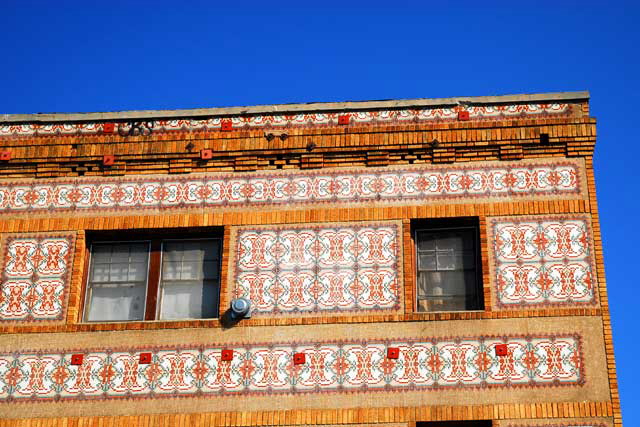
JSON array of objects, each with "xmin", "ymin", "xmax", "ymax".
[
  {"xmin": 221, "ymin": 119, "xmax": 233, "ymax": 131},
  {"xmin": 102, "ymin": 123, "xmax": 115, "ymax": 134},
  {"xmin": 221, "ymin": 349, "xmax": 234, "ymax": 361},
  {"xmin": 495, "ymin": 343, "xmax": 509, "ymax": 357},
  {"xmin": 70, "ymin": 354, "xmax": 84, "ymax": 366},
  {"xmin": 458, "ymin": 111, "xmax": 470, "ymax": 121},
  {"xmin": 338, "ymin": 114, "xmax": 350, "ymax": 125},
  {"xmin": 0, "ymin": 151, "xmax": 11, "ymax": 161},
  {"xmin": 102, "ymin": 155, "xmax": 115, "ymax": 166},
  {"xmin": 387, "ymin": 347, "xmax": 400, "ymax": 359},
  {"xmin": 200, "ymin": 149, "xmax": 213, "ymax": 160},
  {"xmin": 139, "ymin": 352, "xmax": 152, "ymax": 365},
  {"xmin": 293, "ymin": 352, "xmax": 306, "ymax": 365}
]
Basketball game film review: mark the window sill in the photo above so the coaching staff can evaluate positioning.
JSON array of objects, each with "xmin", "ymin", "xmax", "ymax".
[
  {"xmin": 74, "ymin": 318, "xmax": 223, "ymax": 331},
  {"xmin": 405, "ymin": 310, "xmax": 488, "ymax": 322},
  {"xmin": 413, "ymin": 310, "xmax": 486, "ymax": 314},
  {"xmin": 80, "ymin": 318, "xmax": 220, "ymax": 324},
  {"xmin": 0, "ymin": 308, "xmax": 603, "ymax": 335}
]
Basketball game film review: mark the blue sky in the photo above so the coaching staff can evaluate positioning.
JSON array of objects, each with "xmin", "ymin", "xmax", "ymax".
[{"xmin": 2, "ymin": 0, "xmax": 638, "ymax": 423}]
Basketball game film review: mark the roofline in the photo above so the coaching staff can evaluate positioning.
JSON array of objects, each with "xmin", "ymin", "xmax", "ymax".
[{"xmin": 0, "ymin": 91, "xmax": 589, "ymax": 124}]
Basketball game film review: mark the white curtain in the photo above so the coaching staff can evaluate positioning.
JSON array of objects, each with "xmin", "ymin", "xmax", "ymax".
[
  {"xmin": 86, "ymin": 242, "xmax": 149, "ymax": 321},
  {"xmin": 158, "ymin": 240, "xmax": 220, "ymax": 319}
]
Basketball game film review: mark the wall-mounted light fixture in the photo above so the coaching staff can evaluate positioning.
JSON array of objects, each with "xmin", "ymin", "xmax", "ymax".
[{"xmin": 230, "ymin": 297, "xmax": 251, "ymax": 320}]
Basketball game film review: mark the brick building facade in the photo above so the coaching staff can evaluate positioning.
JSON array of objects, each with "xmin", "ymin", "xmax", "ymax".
[{"xmin": 0, "ymin": 91, "xmax": 621, "ymax": 426}]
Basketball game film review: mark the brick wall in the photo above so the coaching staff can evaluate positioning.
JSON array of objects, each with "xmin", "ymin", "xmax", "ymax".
[{"xmin": 0, "ymin": 96, "xmax": 621, "ymax": 426}]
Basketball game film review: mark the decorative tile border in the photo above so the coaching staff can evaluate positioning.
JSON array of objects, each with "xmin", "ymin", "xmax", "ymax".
[
  {"xmin": 231, "ymin": 222, "xmax": 402, "ymax": 316},
  {"xmin": 0, "ymin": 159, "xmax": 583, "ymax": 217},
  {"xmin": 488, "ymin": 215, "xmax": 597, "ymax": 308},
  {"xmin": 0, "ymin": 334, "xmax": 583, "ymax": 403},
  {"xmin": 0, "ymin": 233, "xmax": 76, "ymax": 323},
  {"xmin": 0, "ymin": 103, "xmax": 572, "ymax": 138}
]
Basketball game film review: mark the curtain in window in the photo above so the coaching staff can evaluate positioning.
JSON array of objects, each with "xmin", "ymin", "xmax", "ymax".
[
  {"xmin": 158, "ymin": 240, "xmax": 220, "ymax": 319},
  {"xmin": 416, "ymin": 229, "xmax": 478, "ymax": 312},
  {"xmin": 86, "ymin": 242, "xmax": 150, "ymax": 321}
]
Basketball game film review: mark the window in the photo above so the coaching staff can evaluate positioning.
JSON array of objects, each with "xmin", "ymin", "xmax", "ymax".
[
  {"xmin": 83, "ymin": 230, "xmax": 222, "ymax": 322},
  {"xmin": 86, "ymin": 242, "xmax": 150, "ymax": 322},
  {"xmin": 417, "ymin": 421, "xmax": 491, "ymax": 427},
  {"xmin": 414, "ymin": 218, "xmax": 483, "ymax": 312}
]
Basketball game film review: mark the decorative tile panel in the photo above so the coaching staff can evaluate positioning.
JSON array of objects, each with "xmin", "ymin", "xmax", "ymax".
[
  {"xmin": 489, "ymin": 215, "xmax": 597, "ymax": 308},
  {"xmin": 0, "ymin": 233, "xmax": 76, "ymax": 323},
  {"xmin": 0, "ymin": 159, "xmax": 583, "ymax": 217},
  {"xmin": 0, "ymin": 103, "xmax": 572, "ymax": 137},
  {"xmin": 0, "ymin": 334, "xmax": 583, "ymax": 402},
  {"xmin": 231, "ymin": 222, "xmax": 401, "ymax": 316}
]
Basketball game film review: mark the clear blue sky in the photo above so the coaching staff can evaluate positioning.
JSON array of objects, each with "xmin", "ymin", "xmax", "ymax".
[{"xmin": 2, "ymin": 0, "xmax": 638, "ymax": 423}]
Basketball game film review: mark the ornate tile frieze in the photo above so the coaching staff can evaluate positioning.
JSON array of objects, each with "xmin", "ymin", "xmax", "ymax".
[
  {"xmin": 0, "ymin": 103, "xmax": 572, "ymax": 138},
  {"xmin": 0, "ymin": 233, "xmax": 76, "ymax": 323},
  {"xmin": 489, "ymin": 215, "xmax": 597, "ymax": 308},
  {"xmin": 0, "ymin": 160, "xmax": 583, "ymax": 217},
  {"xmin": 231, "ymin": 222, "xmax": 402, "ymax": 316},
  {"xmin": 0, "ymin": 334, "xmax": 583, "ymax": 403}
]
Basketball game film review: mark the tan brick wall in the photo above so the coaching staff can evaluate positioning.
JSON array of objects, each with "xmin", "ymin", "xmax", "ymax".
[{"xmin": 0, "ymin": 105, "xmax": 621, "ymax": 426}]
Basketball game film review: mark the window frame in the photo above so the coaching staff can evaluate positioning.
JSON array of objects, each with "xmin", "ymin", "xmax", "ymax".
[
  {"xmin": 156, "ymin": 237, "xmax": 222, "ymax": 321},
  {"xmin": 412, "ymin": 218, "xmax": 484, "ymax": 313},
  {"xmin": 81, "ymin": 228, "xmax": 223, "ymax": 323},
  {"xmin": 83, "ymin": 239, "xmax": 153, "ymax": 322}
]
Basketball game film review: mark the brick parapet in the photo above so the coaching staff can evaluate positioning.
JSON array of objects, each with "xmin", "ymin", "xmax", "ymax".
[{"xmin": 0, "ymin": 117, "xmax": 595, "ymax": 179}]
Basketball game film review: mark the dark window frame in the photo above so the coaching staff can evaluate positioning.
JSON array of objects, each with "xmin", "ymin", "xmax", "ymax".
[
  {"xmin": 81, "ymin": 227, "xmax": 223, "ymax": 322},
  {"xmin": 417, "ymin": 421, "xmax": 492, "ymax": 427},
  {"xmin": 412, "ymin": 218, "xmax": 484, "ymax": 313}
]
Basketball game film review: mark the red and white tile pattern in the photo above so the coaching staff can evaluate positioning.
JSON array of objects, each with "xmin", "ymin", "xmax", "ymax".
[
  {"xmin": 0, "ymin": 160, "xmax": 581, "ymax": 217},
  {"xmin": 232, "ymin": 223, "xmax": 401, "ymax": 315},
  {"xmin": 0, "ymin": 103, "xmax": 572, "ymax": 137},
  {"xmin": 0, "ymin": 334, "xmax": 583, "ymax": 402},
  {"xmin": 490, "ymin": 216, "xmax": 597, "ymax": 307},
  {"xmin": 0, "ymin": 235, "xmax": 75, "ymax": 322}
]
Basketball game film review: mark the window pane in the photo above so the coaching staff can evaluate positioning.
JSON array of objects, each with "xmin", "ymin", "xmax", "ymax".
[
  {"xmin": 418, "ymin": 253, "xmax": 436, "ymax": 271},
  {"xmin": 415, "ymin": 227, "xmax": 480, "ymax": 312},
  {"xmin": 418, "ymin": 271, "xmax": 466, "ymax": 297},
  {"xmin": 163, "ymin": 244, "xmax": 184, "ymax": 262},
  {"xmin": 203, "ymin": 261, "xmax": 219, "ymax": 280},
  {"xmin": 86, "ymin": 242, "xmax": 150, "ymax": 322},
  {"xmin": 91, "ymin": 245, "xmax": 112, "ymax": 263},
  {"xmin": 109, "ymin": 262, "xmax": 128, "ymax": 282},
  {"xmin": 159, "ymin": 239, "xmax": 221, "ymax": 319},
  {"xmin": 162, "ymin": 261, "xmax": 181, "ymax": 280},
  {"xmin": 437, "ymin": 234, "xmax": 463, "ymax": 251},
  {"xmin": 180, "ymin": 261, "xmax": 203, "ymax": 280},
  {"xmin": 416, "ymin": 232, "xmax": 436, "ymax": 251},
  {"xmin": 160, "ymin": 282, "xmax": 218, "ymax": 319},
  {"xmin": 110, "ymin": 245, "xmax": 131, "ymax": 262},
  {"xmin": 184, "ymin": 248, "xmax": 204, "ymax": 261},
  {"xmin": 91, "ymin": 263, "xmax": 110, "ymax": 282},
  {"xmin": 436, "ymin": 251, "xmax": 456, "ymax": 270},
  {"xmin": 418, "ymin": 295, "xmax": 468, "ymax": 312},
  {"xmin": 205, "ymin": 240, "xmax": 221, "ymax": 260},
  {"xmin": 128, "ymin": 262, "xmax": 148, "ymax": 282},
  {"xmin": 86, "ymin": 282, "xmax": 146, "ymax": 321}
]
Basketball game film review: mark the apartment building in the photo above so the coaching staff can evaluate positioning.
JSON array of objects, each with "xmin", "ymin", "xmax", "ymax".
[{"xmin": 0, "ymin": 91, "xmax": 620, "ymax": 427}]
